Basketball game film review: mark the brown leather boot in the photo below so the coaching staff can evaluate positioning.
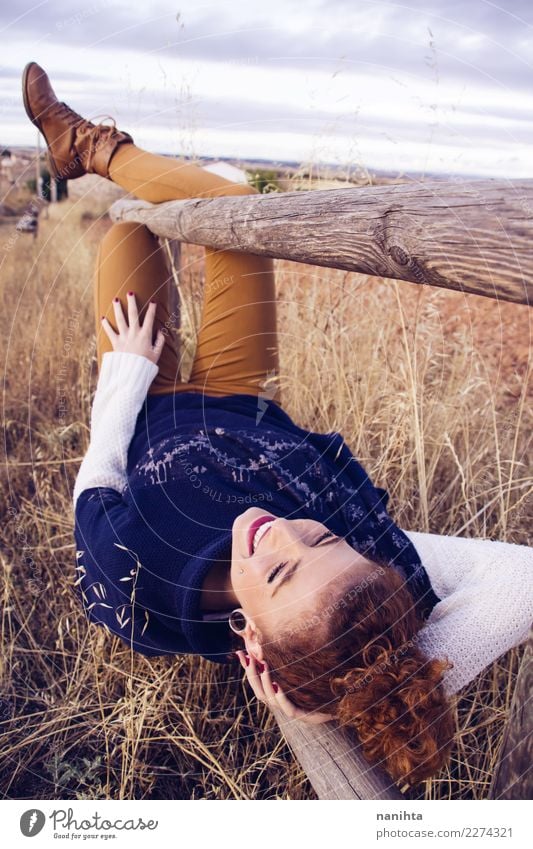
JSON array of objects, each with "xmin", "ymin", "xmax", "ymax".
[{"xmin": 22, "ymin": 61, "xmax": 134, "ymax": 181}]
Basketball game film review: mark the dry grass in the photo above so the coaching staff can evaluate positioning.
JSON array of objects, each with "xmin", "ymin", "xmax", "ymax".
[{"xmin": 0, "ymin": 176, "xmax": 531, "ymax": 800}]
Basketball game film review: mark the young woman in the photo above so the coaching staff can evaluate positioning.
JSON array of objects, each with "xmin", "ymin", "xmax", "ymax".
[{"xmin": 23, "ymin": 62, "xmax": 533, "ymax": 789}]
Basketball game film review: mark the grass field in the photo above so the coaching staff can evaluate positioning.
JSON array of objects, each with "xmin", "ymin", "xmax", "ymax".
[{"xmin": 0, "ymin": 173, "xmax": 531, "ymax": 800}]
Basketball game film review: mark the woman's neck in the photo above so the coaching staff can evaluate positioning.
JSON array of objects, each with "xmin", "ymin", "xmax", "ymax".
[{"xmin": 200, "ymin": 561, "xmax": 239, "ymax": 611}]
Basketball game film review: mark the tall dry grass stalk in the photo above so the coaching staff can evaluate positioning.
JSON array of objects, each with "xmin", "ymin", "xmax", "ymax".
[{"xmin": 0, "ymin": 180, "xmax": 531, "ymax": 800}]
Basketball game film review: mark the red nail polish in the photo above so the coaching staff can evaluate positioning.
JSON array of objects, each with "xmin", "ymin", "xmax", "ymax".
[
  {"xmin": 128, "ymin": 290, "xmax": 134, "ymax": 296},
  {"xmin": 272, "ymin": 682, "xmax": 279, "ymax": 693},
  {"xmin": 244, "ymin": 654, "xmax": 250, "ymax": 667},
  {"xmin": 257, "ymin": 662, "xmax": 265, "ymax": 674},
  {"xmin": 113, "ymin": 297, "xmax": 119, "ymax": 302},
  {"xmin": 100, "ymin": 316, "xmax": 105, "ymax": 321}
]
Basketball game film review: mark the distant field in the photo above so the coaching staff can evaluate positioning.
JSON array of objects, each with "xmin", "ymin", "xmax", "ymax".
[{"xmin": 0, "ymin": 172, "xmax": 531, "ymax": 800}]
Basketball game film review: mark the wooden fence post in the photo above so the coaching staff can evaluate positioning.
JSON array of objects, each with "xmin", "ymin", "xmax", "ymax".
[
  {"xmin": 161, "ymin": 238, "xmax": 181, "ymax": 334},
  {"xmin": 488, "ymin": 631, "xmax": 532, "ymax": 800},
  {"xmin": 272, "ymin": 711, "xmax": 405, "ymax": 799}
]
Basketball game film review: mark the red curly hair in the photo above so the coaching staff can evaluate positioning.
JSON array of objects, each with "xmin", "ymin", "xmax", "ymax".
[{"xmin": 235, "ymin": 564, "xmax": 456, "ymax": 787}]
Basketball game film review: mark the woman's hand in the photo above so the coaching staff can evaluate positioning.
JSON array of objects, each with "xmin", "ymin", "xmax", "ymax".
[
  {"xmin": 101, "ymin": 292, "xmax": 166, "ymax": 366},
  {"xmin": 235, "ymin": 650, "xmax": 335, "ymax": 725}
]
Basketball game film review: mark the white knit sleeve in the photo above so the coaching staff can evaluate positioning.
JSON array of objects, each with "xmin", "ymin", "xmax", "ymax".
[
  {"xmin": 402, "ymin": 530, "xmax": 533, "ymax": 696},
  {"xmin": 72, "ymin": 351, "xmax": 159, "ymax": 510}
]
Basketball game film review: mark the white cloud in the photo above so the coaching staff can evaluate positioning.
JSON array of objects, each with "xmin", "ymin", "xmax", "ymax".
[{"xmin": 2, "ymin": 0, "xmax": 532, "ymax": 176}]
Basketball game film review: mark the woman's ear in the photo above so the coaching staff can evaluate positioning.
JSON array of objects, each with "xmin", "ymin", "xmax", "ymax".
[{"xmin": 242, "ymin": 614, "xmax": 264, "ymax": 662}]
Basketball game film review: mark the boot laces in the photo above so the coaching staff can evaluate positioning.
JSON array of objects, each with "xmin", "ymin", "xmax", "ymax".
[
  {"xmin": 51, "ymin": 103, "xmax": 121, "ymax": 173},
  {"xmin": 77, "ymin": 113, "xmax": 120, "ymax": 172}
]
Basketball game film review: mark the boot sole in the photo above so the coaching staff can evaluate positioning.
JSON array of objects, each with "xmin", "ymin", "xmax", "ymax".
[{"xmin": 22, "ymin": 62, "xmax": 60, "ymax": 179}]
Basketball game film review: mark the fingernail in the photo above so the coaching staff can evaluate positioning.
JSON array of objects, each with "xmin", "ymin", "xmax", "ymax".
[
  {"xmin": 244, "ymin": 654, "xmax": 250, "ymax": 667},
  {"xmin": 113, "ymin": 297, "xmax": 119, "ymax": 302},
  {"xmin": 100, "ymin": 316, "xmax": 105, "ymax": 321},
  {"xmin": 150, "ymin": 300, "xmax": 156, "ymax": 305},
  {"xmin": 128, "ymin": 290, "xmax": 134, "ymax": 296},
  {"xmin": 257, "ymin": 662, "xmax": 265, "ymax": 673},
  {"xmin": 272, "ymin": 682, "xmax": 279, "ymax": 693}
]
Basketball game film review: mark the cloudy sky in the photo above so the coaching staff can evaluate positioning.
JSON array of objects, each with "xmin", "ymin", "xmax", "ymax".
[{"xmin": 1, "ymin": 0, "xmax": 532, "ymax": 176}]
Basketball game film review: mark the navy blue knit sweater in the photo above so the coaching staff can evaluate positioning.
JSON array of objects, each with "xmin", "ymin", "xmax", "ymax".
[{"xmin": 74, "ymin": 390, "xmax": 440, "ymax": 664}]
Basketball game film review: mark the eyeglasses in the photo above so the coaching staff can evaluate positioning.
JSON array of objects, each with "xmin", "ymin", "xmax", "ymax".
[{"xmin": 229, "ymin": 609, "xmax": 247, "ymax": 634}]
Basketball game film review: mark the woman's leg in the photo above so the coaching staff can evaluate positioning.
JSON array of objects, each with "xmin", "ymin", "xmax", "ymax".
[
  {"xmin": 108, "ymin": 143, "xmax": 257, "ymax": 202},
  {"xmin": 104, "ymin": 144, "xmax": 281, "ymax": 402},
  {"xmin": 185, "ymin": 249, "xmax": 279, "ymax": 401},
  {"xmin": 22, "ymin": 62, "xmax": 280, "ymax": 399}
]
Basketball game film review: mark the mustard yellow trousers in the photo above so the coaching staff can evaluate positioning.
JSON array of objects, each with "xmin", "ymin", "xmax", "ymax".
[{"xmin": 94, "ymin": 143, "xmax": 280, "ymax": 402}]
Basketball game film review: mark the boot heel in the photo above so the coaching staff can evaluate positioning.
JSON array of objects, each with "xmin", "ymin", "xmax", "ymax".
[{"xmin": 46, "ymin": 149, "xmax": 59, "ymax": 180}]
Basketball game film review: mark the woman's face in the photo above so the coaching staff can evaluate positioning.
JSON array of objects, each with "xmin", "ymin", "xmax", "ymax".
[{"xmin": 230, "ymin": 506, "xmax": 377, "ymax": 641}]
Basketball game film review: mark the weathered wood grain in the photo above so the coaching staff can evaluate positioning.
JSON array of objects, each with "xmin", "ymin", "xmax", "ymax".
[
  {"xmin": 488, "ymin": 632, "xmax": 532, "ymax": 800},
  {"xmin": 161, "ymin": 238, "xmax": 181, "ymax": 333},
  {"xmin": 110, "ymin": 179, "xmax": 533, "ymax": 306},
  {"xmin": 272, "ymin": 710, "xmax": 405, "ymax": 799}
]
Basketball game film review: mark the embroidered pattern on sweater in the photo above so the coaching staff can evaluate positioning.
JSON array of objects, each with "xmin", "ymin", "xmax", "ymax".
[
  {"xmin": 130, "ymin": 427, "xmax": 341, "ymax": 512},
  {"xmin": 76, "ymin": 543, "xmax": 152, "ymax": 645}
]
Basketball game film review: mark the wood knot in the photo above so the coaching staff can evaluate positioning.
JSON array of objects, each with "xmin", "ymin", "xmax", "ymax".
[{"xmin": 388, "ymin": 244, "xmax": 428, "ymax": 283}]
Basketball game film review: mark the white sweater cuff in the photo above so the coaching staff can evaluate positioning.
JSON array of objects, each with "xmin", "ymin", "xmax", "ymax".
[
  {"xmin": 73, "ymin": 352, "xmax": 159, "ymax": 509},
  {"xmin": 403, "ymin": 529, "xmax": 533, "ymax": 695},
  {"xmin": 92, "ymin": 351, "xmax": 159, "ymax": 413}
]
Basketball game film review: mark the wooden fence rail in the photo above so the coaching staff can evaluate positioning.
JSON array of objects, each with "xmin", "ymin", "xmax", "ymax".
[{"xmin": 110, "ymin": 179, "xmax": 533, "ymax": 306}]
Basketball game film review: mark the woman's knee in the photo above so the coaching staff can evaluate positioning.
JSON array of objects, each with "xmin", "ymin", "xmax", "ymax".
[
  {"xmin": 243, "ymin": 184, "xmax": 260, "ymax": 196},
  {"xmin": 99, "ymin": 221, "xmax": 154, "ymax": 254},
  {"xmin": 227, "ymin": 183, "xmax": 260, "ymax": 197}
]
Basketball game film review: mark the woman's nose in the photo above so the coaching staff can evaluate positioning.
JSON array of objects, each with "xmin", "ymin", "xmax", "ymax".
[{"xmin": 274, "ymin": 519, "xmax": 304, "ymax": 548}]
